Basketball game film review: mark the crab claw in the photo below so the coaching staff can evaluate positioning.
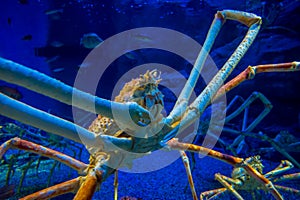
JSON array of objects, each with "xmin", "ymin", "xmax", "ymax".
[{"xmin": 129, "ymin": 102, "xmax": 151, "ymax": 126}]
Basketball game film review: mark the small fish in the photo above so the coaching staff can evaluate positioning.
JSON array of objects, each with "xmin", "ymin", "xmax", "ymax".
[
  {"xmin": 45, "ymin": 56, "xmax": 60, "ymax": 63},
  {"xmin": 7, "ymin": 17, "xmax": 12, "ymax": 25},
  {"xmin": 78, "ymin": 62, "xmax": 91, "ymax": 68},
  {"xmin": 44, "ymin": 8, "xmax": 64, "ymax": 15},
  {"xmin": 22, "ymin": 34, "xmax": 32, "ymax": 41},
  {"xmin": 134, "ymin": 34, "xmax": 152, "ymax": 42},
  {"xmin": 50, "ymin": 41, "xmax": 64, "ymax": 47},
  {"xmin": 18, "ymin": 0, "xmax": 29, "ymax": 4},
  {"xmin": 80, "ymin": 33, "xmax": 103, "ymax": 49},
  {"xmin": 125, "ymin": 51, "xmax": 138, "ymax": 60},
  {"xmin": 0, "ymin": 86, "xmax": 23, "ymax": 100},
  {"xmin": 52, "ymin": 67, "xmax": 65, "ymax": 73}
]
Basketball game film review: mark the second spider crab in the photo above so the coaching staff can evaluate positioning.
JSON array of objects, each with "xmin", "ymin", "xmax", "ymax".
[
  {"xmin": 200, "ymin": 156, "xmax": 300, "ymax": 200},
  {"xmin": 0, "ymin": 10, "xmax": 299, "ymax": 200}
]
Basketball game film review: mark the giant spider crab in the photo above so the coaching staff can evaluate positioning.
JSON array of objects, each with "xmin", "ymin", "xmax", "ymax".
[
  {"xmin": 0, "ymin": 10, "xmax": 299, "ymax": 200},
  {"xmin": 200, "ymin": 156, "xmax": 300, "ymax": 199}
]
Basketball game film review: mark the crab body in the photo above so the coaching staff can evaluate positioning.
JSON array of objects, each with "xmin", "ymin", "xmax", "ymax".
[
  {"xmin": 230, "ymin": 156, "xmax": 265, "ymax": 191},
  {"xmin": 201, "ymin": 156, "xmax": 300, "ymax": 200},
  {"xmin": 87, "ymin": 70, "xmax": 168, "ymax": 170}
]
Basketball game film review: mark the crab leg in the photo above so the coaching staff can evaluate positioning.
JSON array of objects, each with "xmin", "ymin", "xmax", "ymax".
[
  {"xmin": 180, "ymin": 151, "xmax": 198, "ymax": 200},
  {"xmin": 0, "ymin": 57, "xmax": 150, "ymax": 127},
  {"xmin": 274, "ymin": 185, "xmax": 300, "ymax": 195},
  {"xmin": 273, "ymin": 173, "xmax": 300, "ymax": 183},
  {"xmin": 214, "ymin": 173, "xmax": 243, "ymax": 200},
  {"xmin": 197, "ymin": 95, "xmax": 244, "ymax": 155},
  {"xmin": 265, "ymin": 160, "xmax": 294, "ymax": 178},
  {"xmin": 273, "ymin": 142, "xmax": 300, "ymax": 159},
  {"xmin": 170, "ymin": 10, "xmax": 261, "ymax": 133},
  {"xmin": 215, "ymin": 173, "xmax": 242, "ymax": 186},
  {"xmin": 200, "ymin": 188, "xmax": 226, "ymax": 200},
  {"xmin": 20, "ymin": 177, "xmax": 81, "ymax": 200},
  {"xmin": 74, "ymin": 173, "xmax": 100, "ymax": 200},
  {"xmin": 166, "ymin": 139, "xmax": 284, "ymax": 200},
  {"xmin": 0, "ymin": 92, "xmax": 93, "ymax": 144},
  {"xmin": 166, "ymin": 138, "xmax": 243, "ymax": 166},
  {"xmin": 235, "ymin": 160, "xmax": 283, "ymax": 200},
  {"xmin": 166, "ymin": 10, "xmax": 262, "ymax": 126},
  {"xmin": 245, "ymin": 131, "xmax": 300, "ymax": 169},
  {"xmin": 0, "ymin": 137, "xmax": 88, "ymax": 174},
  {"xmin": 225, "ymin": 92, "xmax": 272, "ymax": 154},
  {"xmin": 225, "ymin": 92, "xmax": 272, "ymax": 130},
  {"xmin": 167, "ymin": 10, "xmax": 224, "ymax": 124},
  {"xmin": 114, "ymin": 170, "xmax": 119, "ymax": 200},
  {"xmin": 74, "ymin": 154, "xmax": 108, "ymax": 200},
  {"xmin": 0, "ymin": 93, "xmax": 133, "ymax": 152},
  {"xmin": 213, "ymin": 62, "xmax": 300, "ymax": 100}
]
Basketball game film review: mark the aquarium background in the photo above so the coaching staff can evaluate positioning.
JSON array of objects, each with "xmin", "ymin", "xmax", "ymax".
[{"xmin": 0, "ymin": 0, "xmax": 299, "ymax": 199}]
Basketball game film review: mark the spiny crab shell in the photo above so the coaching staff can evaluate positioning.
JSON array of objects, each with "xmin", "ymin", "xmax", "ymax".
[
  {"xmin": 89, "ymin": 69, "xmax": 164, "ymax": 136},
  {"xmin": 231, "ymin": 155, "xmax": 264, "ymax": 181},
  {"xmin": 87, "ymin": 70, "xmax": 166, "ymax": 169}
]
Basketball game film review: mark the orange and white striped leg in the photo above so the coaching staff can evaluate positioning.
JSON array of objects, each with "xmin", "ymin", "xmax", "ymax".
[
  {"xmin": 180, "ymin": 151, "xmax": 198, "ymax": 200},
  {"xmin": 274, "ymin": 185, "xmax": 300, "ymax": 196},
  {"xmin": 20, "ymin": 177, "xmax": 81, "ymax": 200},
  {"xmin": 200, "ymin": 188, "xmax": 226, "ymax": 200},
  {"xmin": 214, "ymin": 62, "xmax": 300, "ymax": 100},
  {"xmin": 273, "ymin": 172, "xmax": 300, "ymax": 183},
  {"xmin": 0, "ymin": 137, "xmax": 88, "ymax": 174},
  {"xmin": 114, "ymin": 170, "xmax": 118, "ymax": 200},
  {"xmin": 166, "ymin": 139, "xmax": 284, "ymax": 200},
  {"xmin": 215, "ymin": 173, "xmax": 243, "ymax": 200},
  {"xmin": 265, "ymin": 160, "xmax": 294, "ymax": 179}
]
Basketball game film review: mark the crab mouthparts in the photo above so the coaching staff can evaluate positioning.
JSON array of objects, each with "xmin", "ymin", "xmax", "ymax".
[
  {"xmin": 144, "ymin": 94, "xmax": 164, "ymax": 121},
  {"xmin": 145, "ymin": 95, "xmax": 163, "ymax": 108}
]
